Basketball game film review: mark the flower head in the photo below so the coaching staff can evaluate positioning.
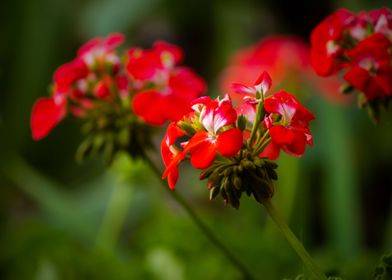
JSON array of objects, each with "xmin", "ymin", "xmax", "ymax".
[
  {"xmin": 31, "ymin": 35, "xmax": 207, "ymax": 162},
  {"xmin": 310, "ymin": 7, "xmax": 392, "ymax": 121},
  {"xmin": 162, "ymin": 71, "xmax": 315, "ymax": 208},
  {"xmin": 310, "ymin": 9, "xmax": 354, "ymax": 76}
]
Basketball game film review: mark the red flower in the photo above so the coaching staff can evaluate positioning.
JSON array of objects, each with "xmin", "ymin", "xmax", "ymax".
[
  {"xmin": 53, "ymin": 58, "xmax": 88, "ymax": 93},
  {"xmin": 232, "ymin": 71, "xmax": 272, "ymax": 103},
  {"xmin": 77, "ymin": 33, "xmax": 124, "ymax": 71},
  {"xmin": 126, "ymin": 41, "xmax": 182, "ymax": 81},
  {"xmin": 162, "ymin": 95, "xmax": 243, "ymax": 189},
  {"xmin": 344, "ymin": 33, "xmax": 392, "ymax": 101},
  {"xmin": 126, "ymin": 48, "xmax": 163, "ymax": 81},
  {"xmin": 31, "ymin": 33, "xmax": 125, "ymax": 141},
  {"xmin": 262, "ymin": 91, "xmax": 314, "ymax": 159},
  {"xmin": 130, "ymin": 42, "xmax": 206, "ymax": 125},
  {"xmin": 185, "ymin": 95, "xmax": 243, "ymax": 169},
  {"xmin": 369, "ymin": 7, "xmax": 392, "ymax": 40}
]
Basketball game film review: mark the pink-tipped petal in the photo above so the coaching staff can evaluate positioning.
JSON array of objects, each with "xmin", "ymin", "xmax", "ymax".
[
  {"xmin": 254, "ymin": 71, "xmax": 272, "ymax": 93},
  {"xmin": 232, "ymin": 83, "xmax": 256, "ymax": 95}
]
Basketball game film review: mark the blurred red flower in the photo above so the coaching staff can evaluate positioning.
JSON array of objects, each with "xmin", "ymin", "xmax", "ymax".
[{"xmin": 220, "ymin": 36, "xmax": 345, "ymax": 106}]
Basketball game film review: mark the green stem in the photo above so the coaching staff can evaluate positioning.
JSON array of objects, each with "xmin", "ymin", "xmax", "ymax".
[
  {"xmin": 252, "ymin": 136, "xmax": 271, "ymax": 156},
  {"xmin": 262, "ymin": 199, "xmax": 327, "ymax": 280},
  {"xmin": 248, "ymin": 101, "xmax": 264, "ymax": 147},
  {"xmin": 144, "ymin": 154, "xmax": 255, "ymax": 280}
]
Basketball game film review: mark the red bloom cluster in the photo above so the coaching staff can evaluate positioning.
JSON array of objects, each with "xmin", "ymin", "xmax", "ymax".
[
  {"xmin": 31, "ymin": 33, "xmax": 206, "ymax": 140},
  {"xmin": 311, "ymin": 8, "xmax": 392, "ymax": 106},
  {"xmin": 162, "ymin": 71, "xmax": 315, "ymax": 191}
]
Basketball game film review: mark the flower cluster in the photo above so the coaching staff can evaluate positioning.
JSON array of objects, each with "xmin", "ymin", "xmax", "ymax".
[
  {"xmin": 310, "ymin": 8, "xmax": 392, "ymax": 121},
  {"xmin": 162, "ymin": 71, "xmax": 315, "ymax": 208},
  {"xmin": 31, "ymin": 33, "xmax": 206, "ymax": 161}
]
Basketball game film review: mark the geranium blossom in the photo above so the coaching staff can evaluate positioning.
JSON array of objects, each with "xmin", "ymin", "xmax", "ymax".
[
  {"xmin": 31, "ymin": 33, "xmax": 124, "ymax": 140},
  {"xmin": 128, "ymin": 42, "xmax": 206, "ymax": 125},
  {"xmin": 162, "ymin": 95, "xmax": 243, "ymax": 189},
  {"xmin": 261, "ymin": 91, "xmax": 315, "ymax": 159},
  {"xmin": 343, "ymin": 33, "xmax": 392, "ymax": 101},
  {"xmin": 31, "ymin": 34, "xmax": 207, "ymax": 146},
  {"xmin": 310, "ymin": 9, "xmax": 353, "ymax": 76},
  {"xmin": 310, "ymin": 7, "xmax": 392, "ymax": 120},
  {"xmin": 162, "ymin": 72, "xmax": 315, "ymax": 203}
]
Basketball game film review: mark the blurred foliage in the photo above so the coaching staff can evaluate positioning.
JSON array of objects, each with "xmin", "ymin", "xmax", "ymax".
[{"xmin": 1, "ymin": 0, "xmax": 392, "ymax": 279}]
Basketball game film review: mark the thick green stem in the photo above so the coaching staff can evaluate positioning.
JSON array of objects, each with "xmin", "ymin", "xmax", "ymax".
[
  {"xmin": 144, "ymin": 155, "xmax": 255, "ymax": 280},
  {"xmin": 262, "ymin": 199, "xmax": 327, "ymax": 280}
]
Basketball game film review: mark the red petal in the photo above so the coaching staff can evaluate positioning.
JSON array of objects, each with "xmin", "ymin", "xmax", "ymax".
[
  {"xmin": 254, "ymin": 71, "xmax": 272, "ymax": 93},
  {"xmin": 216, "ymin": 128, "xmax": 243, "ymax": 157},
  {"xmin": 126, "ymin": 49, "xmax": 163, "ymax": 80},
  {"xmin": 132, "ymin": 91, "xmax": 167, "ymax": 125},
  {"xmin": 166, "ymin": 122, "xmax": 184, "ymax": 146},
  {"xmin": 344, "ymin": 67, "xmax": 383, "ymax": 101},
  {"xmin": 283, "ymin": 130, "xmax": 307, "ymax": 157},
  {"xmin": 94, "ymin": 79, "xmax": 111, "ymax": 99},
  {"xmin": 269, "ymin": 125, "xmax": 296, "ymax": 146},
  {"xmin": 231, "ymin": 83, "xmax": 256, "ymax": 95},
  {"xmin": 104, "ymin": 33, "xmax": 125, "ymax": 51},
  {"xmin": 260, "ymin": 142, "xmax": 281, "ymax": 160},
  {"xmin": 236, "ymin": 103, "xmax": 256, "ymax": 123},
  {"xmin": 310, "ymin": 49, "xmax": 337, "ymax": 77},
  {"xmin": 264, "ymin": 91, "xmax": 297, "ymax": 119},
  {"xmin": 374, "ymin": 67, "xmax": 392, "ymax": 96},
  {"xmin": 78, "ymin": 37, "xmax": 101, "ymax": 57},
  {"xmin": 169, "ymin": 67, "xmax": 207, "ymax": 97},
  {"xmin": 167, "ymin": 168, "xmax": 179, "ymax": 190},
  {"xmin": 31, "ymin": 97, "xmax": 66, "ymax": 140},
  {"xmin": 154, "ymin": 41, "xmax": 183, "ymax": 64},
  {"xmin": 162, "ymin": 94, "xmax": 192, "ymax": 122},
  {"xmin": 187, "ymin": 130, "xmax": 216, "ymax": 169},
  {"xmin": 53, "ymin": 59, "xmax": 88, "ymax": 92},
  {"xmin": 162, "ymin": 152, "xmax": 185, "ymax": 190}
]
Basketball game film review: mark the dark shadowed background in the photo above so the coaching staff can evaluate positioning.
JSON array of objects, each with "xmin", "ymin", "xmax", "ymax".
[{"xmin": 1, "ymin": 0, "xmax": 391, "ymax": 279}]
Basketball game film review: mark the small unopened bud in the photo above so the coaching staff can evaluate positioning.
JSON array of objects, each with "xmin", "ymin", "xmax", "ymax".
[
  {"xmin": 339, "ymin": 83, "xmax": 354, "ymax": 95},
  {"xmin": 242, "ymin": 159, "xmax": 256, "ymax": 170},
  {"xmin": 233, "ymin": 176, "xmax": 242, "ymax": 190},
  {"xmin": 237, "ymin": 115, "xmax": 247, "ymax": 131},
  {"xmin": 209, "ymin": 186, "xmax": 221, "ymax": 200}
]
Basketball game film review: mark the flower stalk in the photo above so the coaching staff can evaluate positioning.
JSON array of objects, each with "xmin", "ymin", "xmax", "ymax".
[{"xmin": 262, "ymin": 199, "xmax": 328, "ymax": 280}]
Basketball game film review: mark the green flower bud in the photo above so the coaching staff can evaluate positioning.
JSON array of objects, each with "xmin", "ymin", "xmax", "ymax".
[
  {"xmin": 237, "ymin": 114, "xmax": 247, "ymax": 131},
  {"xmin": 209, "ymin": 186, "xmax": 221, "ymax": 200}
]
